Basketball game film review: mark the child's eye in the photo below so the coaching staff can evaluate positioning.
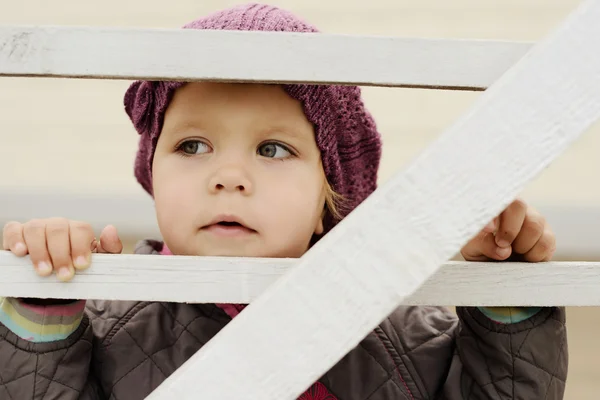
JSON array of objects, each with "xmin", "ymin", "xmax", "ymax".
[
  {"xmin": 257, "ymin": 142, "xmax": 293, "ymax": 159},
  {"xmin": 177, "ymin": 140, "xmax": 211, "ymax": 155}
]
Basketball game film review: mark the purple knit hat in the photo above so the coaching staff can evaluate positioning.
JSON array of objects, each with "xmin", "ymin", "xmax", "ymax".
[{"xmin": 124, "ymin": 3, "xmax": 382, "ymax": 235}]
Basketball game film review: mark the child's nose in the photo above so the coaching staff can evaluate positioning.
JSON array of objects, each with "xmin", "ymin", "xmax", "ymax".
[{"xmin": 208, "ymin": 166, "xmax": 253, "ymax": 194}]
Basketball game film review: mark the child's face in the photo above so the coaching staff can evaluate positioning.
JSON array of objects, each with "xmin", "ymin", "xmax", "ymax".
[{"xmin": 152, "ymin": 82, "xmax": 326, "ymax": 258}]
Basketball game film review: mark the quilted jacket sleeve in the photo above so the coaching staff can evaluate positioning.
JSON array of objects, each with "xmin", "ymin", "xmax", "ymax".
[
  {"xmin": 376, "ymin": 305, "xmax": 567, "ymax": 400},
  {"xmin": 0, "ymin": 297, "xmax": 104, "ymax": 399},
  {"xmin": 442, "ymin": 306, "xmax": 568, "ymax": 399}
]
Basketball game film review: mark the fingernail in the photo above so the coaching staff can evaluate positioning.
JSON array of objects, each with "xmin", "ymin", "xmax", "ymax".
[
  {"xmin": 57, "ymin": 266, "xmax": 74, "ymax": 281},
  {"xmin": 74, "ymin": 256, "xmax": 89, "ymax": 269},
  {"xmin": 14, "ymin": 242, "xmax": 26, "ymax": 254},
  {"xmin": 496, "ymin": 239, "xmax": 510, "ymax": 248},
  {"xmin": 496, "ymin": 246, "xmax": 511, "ymax": 258},
  {"xmin": 37, "ymin": 262, "xmax": 52, "ymax": 276}
]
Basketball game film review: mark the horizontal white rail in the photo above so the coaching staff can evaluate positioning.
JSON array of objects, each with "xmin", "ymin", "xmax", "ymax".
[
  {"xmin": 0, "ymin": 251, "xmax": 598, "ymax": 306},
  {"xmin": 0, "ymin": 26, "xmax": 532, "ymax": 90}
]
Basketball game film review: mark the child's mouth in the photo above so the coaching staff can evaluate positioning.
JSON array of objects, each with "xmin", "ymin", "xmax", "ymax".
[{"xmin": 202, "ymin": 218, "xmax": 256, "ymax": 237}]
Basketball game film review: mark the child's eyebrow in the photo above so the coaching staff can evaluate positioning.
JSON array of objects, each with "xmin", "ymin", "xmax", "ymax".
[
  {"xmin": 163, "ymin": 121, "xmax": 207, "ymax": 138},
  {"xmin": 163, "ymin": 120, "xmax": 312, "ymax": 142},
  {"xmin": 263, "ymin": 124, "xmax": 312, "ymax": 141}
]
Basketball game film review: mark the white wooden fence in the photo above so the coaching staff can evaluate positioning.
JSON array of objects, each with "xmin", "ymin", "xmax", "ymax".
[{"xmin": 1, "ymin": 0, "xmax": 600, "ymax": 398}]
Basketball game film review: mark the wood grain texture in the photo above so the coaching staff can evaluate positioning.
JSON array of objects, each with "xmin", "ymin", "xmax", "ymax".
[
  {"xmin": 0, "ymin": 25, "xmax": 531, "ymax": 89},
  {"xmin": 1, "ymin": 250, "xmax": 599, "ymax": 306},
  {"xmin": 144, "ymin": 1, "xmax": 600, "ymax": 399}
]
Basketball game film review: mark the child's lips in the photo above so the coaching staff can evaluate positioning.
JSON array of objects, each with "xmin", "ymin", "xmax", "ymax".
[
  {"xmin": 201, "ymin": 222, "xmax": 256, "ymax": 237},
  {"xmin": 202, "ymin": 214, "xmax": 256, "ymax": 237}
]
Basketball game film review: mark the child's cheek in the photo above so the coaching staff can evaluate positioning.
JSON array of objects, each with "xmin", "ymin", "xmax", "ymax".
[
  {"xmin": 265, "ymin": 176, "xmax": 322, "ymax": 238},
  {"xmin": 152, "ymin": 168, "xmax": 200, "ymax": 245}
]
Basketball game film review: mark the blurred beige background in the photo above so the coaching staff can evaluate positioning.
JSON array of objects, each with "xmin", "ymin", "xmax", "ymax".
[{"xmin": 0, "ymin": 0, "xmax": 598, "ymax": 398}]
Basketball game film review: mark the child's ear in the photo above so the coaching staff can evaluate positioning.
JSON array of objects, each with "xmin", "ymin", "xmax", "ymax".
[{"xmin": 314, "ymin": 216, "xmax": 324, "ymax": 235}]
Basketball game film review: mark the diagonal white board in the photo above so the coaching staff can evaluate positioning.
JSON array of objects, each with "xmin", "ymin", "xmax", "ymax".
[
  {"xmin": 0, "ymin": 25, "xmax": 531, "ymax": 90},
  {"xmin": 146, "ymin": 1, "xmax": 600, "ymax": 399},
  {"xmin": 2, "ymin": 251, "xmax": 600, "ymax": 306}
]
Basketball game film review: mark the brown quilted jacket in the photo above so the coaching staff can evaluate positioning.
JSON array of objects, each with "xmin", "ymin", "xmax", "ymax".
[{"xmin": 0, "ymin": 240, "xmax": 568, "ymax": 399}]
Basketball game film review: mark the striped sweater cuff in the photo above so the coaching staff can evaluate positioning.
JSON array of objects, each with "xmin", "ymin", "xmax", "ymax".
[
  {"xmin": 478, "ymin": 307, "xmax": 542, "ymax": 324},
  {"xmin": 0, "ymin": 297, "xmax": 85, "ymax": 343}
]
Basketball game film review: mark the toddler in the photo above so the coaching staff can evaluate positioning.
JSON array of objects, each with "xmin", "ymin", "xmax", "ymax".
[{"xmin": 0, "ymin": 4, "xmax": 566, "ymax": 399}]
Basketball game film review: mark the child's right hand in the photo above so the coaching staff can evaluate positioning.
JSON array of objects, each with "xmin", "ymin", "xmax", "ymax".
[{"xmin": 2, "ymin": 219, "xmax": 122, "ymax": 282}]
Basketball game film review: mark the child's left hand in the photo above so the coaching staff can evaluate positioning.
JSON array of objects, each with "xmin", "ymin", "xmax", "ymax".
[{"xmin": 460, "ymin": 199, "xmax": 556, "ymax": 262}]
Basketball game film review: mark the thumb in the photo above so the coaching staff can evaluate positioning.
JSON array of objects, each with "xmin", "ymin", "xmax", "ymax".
[
  {"xmin": 482, "ymin": 216, "xmax": 500, "ymax": 234},
  {"xmin": 95, "ymin": 225, "xmax": 123, "ymax": 254},
  {"xmin": 461, "ymin": 231, "xmax": 512, "ymax": 261}
]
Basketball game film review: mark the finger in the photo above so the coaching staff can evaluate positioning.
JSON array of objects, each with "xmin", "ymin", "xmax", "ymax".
[
  {"xmin": 512, "ymin": 211, "xmax": 546, "ymax": 255},
  {"xmin": 23, "ymin": 220, "xmax": 53, "ymax": 276},
  {"xmin": 97, "ymin": 225, "xmax": 123, "ymax": 254},
  {"xmin": 482, "ymin": 217, "xmax": 499, "ymax": 234},
  {"xmin": 3, "ymin": 221, "xmax": 28, "ymax": 256},
  {"xmin": 45, "ymin": 218, "xmax": 74, "ymax": 282},
  {"xmin": 461, "ymin": 232, "xmax": 512, "ymax": 261},
  {"xmin": 69, "ymin": 221, "xmax": 95, "ymax": 270},
  {"xmin": 523, "ymin": 227, "xmax": 556, "ymax": 262},
  {"xmin": 495, "ymin": 199, "xmax": 527, "ymax": 248}
]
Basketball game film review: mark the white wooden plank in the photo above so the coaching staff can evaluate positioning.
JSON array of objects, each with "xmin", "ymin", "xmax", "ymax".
[
  {"xmin": 0, "ymin": 25, "xmax": 531, "ymax": 90},
  {"xmin": 1, "ymin": 250, "xmax": 599, "ymax": 306},
  {"xmin": 145, "ymin": 1, "xmax": 600, "ymax": 398}
]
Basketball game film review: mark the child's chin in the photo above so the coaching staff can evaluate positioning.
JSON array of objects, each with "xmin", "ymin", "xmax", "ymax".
[
  {"xmin": 198, "ymin": 246, "xmax": 264, "ymax": 258},
  {"xmin": 190, "ymin": 240, "xmax": 295, "ymax": 258}
]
